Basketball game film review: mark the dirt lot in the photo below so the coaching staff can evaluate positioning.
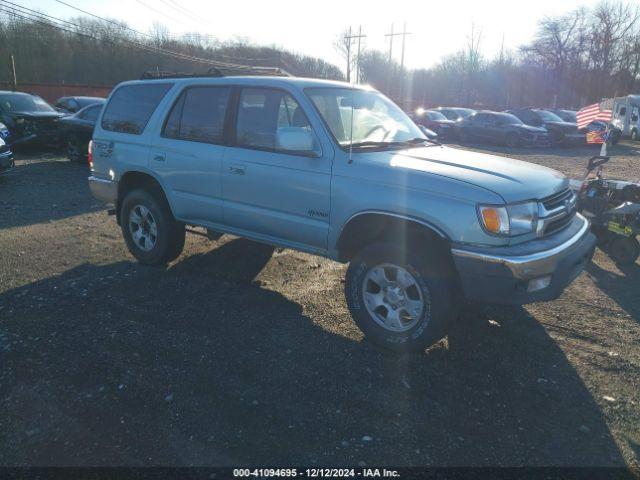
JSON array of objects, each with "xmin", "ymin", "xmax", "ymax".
[{"xmin": 0, "ymin": 142, "xmax": 639, "ymax": 469}]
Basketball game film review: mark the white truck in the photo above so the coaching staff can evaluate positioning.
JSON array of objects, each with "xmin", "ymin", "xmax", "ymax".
[{"xmin": 611, "ymin": 94, "xmax": 640, "ymax": 141}]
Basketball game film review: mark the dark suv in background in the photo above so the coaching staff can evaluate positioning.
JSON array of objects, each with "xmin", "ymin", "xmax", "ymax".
[
  {"xmin": 0, "ymin": 91, "xmax": 64, "ymax": 147},
  {"xmin": 458, "ymin": 111, "xmax": 548, "ymax": 147},
  {"xmin": 507, "ymin": 108, "xmax": 582, "ymax": 145}
]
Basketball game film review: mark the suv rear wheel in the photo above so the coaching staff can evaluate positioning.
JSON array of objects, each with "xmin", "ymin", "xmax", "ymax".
[
  {"xmin": 345, "ymin": 242, "xmax": 455, "ymax": 353},
  {"xmin": 120, "ymin": 188, "xmax": 185, "ymax": 265}
]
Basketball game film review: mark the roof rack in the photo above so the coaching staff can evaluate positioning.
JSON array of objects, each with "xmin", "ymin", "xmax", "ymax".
[{"xmin": 140, "ymin": 65, "xmax": 292, "ymax": 80}]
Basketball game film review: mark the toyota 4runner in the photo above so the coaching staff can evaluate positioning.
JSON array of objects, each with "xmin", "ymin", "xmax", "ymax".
[{"xmin": 88, "ymin": 76, "xmax": 596, "ymax": 352}]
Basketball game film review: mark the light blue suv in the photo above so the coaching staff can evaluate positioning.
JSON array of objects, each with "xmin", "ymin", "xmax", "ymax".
[{"xmin": 88, "ymin": 76, "xmax": 596, "ymax": 352}]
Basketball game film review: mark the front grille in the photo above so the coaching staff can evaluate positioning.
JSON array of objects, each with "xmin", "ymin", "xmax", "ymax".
[
  {"xmin": 542, "ymin": 188, "xmax": 573, "ymax": 211},
  {"xmin": 539, "ymin": 188, "xmax": 576, "ymax": 236},
  {"xmin": 544, "ymin": 210, "xmax": 576, "ymax": 235}
]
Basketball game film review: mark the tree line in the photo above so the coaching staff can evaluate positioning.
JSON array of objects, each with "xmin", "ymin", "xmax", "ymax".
[
  {"xmin": 0, "ymin": 15, "xmax": 344, "ymax": 86},
  {"xmin": 358, "ymin": 1, "xmax": 640, "ymax": 109},
  {"xmin": 2, "ymin": 0, "xmax": 640, "ymax": 111}
]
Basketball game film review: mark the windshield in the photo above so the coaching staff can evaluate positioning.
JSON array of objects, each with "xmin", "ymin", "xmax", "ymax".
[
  {"xmin": 0, "ymin": 93, "xmax": 55, "ymax": 113},
  {"xmin": 496, "ymin": 113, "xmax": 524, "ymax": 125},
  {"xmin": 456, "ymin": 108, "xmax": 475, "ymax": 119},
  {"xmin": 306, "ymin": 87, "xmax": 424, "ymax": 147},
  {"xmin": 426, "ymin": 111, "xmax": 447, "ymax": 121},
  {"xmin": 537, "ymin": 110, "xmax": 564, "ymax": 122},
  {"xmin": 558, "ymin": 110, "xmax": 577, "ymax": 122}
]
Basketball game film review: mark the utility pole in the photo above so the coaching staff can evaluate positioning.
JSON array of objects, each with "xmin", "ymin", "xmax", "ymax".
[
  {"xmin": 344, "ymin": 27, "xmax": 366, "ymax": 84},
  {"xmin": 345, "ymin": 26, "xmax": 352, "ymax": 83},
  {"xmin": 399, "ymin": 22, "xmax": 411, "ymax": 108},
  {"xmin": 9, "ymin": 54, "xmax": 16, "ymax": 90},
  {"xmin": 385, "ymin": 23, "xmax": 410, "ymax": 103}
]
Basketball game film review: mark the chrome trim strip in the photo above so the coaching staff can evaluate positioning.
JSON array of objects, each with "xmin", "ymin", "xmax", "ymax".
[{"xmin": 451, "ymin": 214, "xmax": 590, "ymax": 279}]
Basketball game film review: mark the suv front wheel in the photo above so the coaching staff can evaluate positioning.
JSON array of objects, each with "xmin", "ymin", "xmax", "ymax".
[
  {"xmin": 345, "ymin": 242, "xmax": 454, "ymax": 353},
  {"xmin": 120, "ymin": 188, "xmax": 185, "ymax": 265}
]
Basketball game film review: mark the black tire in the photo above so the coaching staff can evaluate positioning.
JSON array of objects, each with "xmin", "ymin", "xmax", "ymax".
[
  {"xmin": 66, "ymin": 134, "xmax": 84, "ymax": 163},
  {"xmin": 505, "ymin": 133, "xmax": 520, "ymax": 148},
  {"xmin": 120, "ymin": 188, "xmax": 185, "ymax": 265},
  {"xmin": 607, "ymin": 236, "xmax": 640, "ymax": 266},
  {"xmin": 345, "ymin": 242, "xmax": 455, "ymax": 353}
]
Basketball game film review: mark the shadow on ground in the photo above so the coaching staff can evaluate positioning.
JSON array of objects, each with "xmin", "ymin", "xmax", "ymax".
[
  {"xmin": 0, "ymin": 156, "xmax": 99, "ymax": 229},
  {"xmin": 0, "ymin": 238, "xmax": 629, "ymax": 467},
  {"xmin": 586, "ymin": 259, "xmax": 640, "ymax": 324}
]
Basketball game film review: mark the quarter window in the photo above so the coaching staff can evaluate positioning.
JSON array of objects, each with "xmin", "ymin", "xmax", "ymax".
[
  {"xmin": 162, "ymin": 86, "xmax": 231, "ymax": 144},
  {"xmin": 236, "ymin": 88, "xmax": 312, "ymax": 151},
  {"xmin": 102, "ymin": 83, "xmax": 172, "ymax": 135}
]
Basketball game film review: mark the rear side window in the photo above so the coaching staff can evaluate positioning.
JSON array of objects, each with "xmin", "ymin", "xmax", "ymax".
[
  {"xmin": 162, "ymin": 86, "xmax": 231, "ymax": 144},
  {"xmin": 102, "ymin": 83, "xmax": 172, "ymax": 135}
]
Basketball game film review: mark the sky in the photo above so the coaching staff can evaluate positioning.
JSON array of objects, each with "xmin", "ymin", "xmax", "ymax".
[{"xmin": 19, "ymin": 0, "xmax": 612, "ymax": 70}]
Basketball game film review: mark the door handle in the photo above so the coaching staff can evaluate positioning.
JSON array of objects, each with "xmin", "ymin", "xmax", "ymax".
[
  {"xmin": 153, "ymin": 153, "xmax": 166, "ymax": 162},
  {"xmin": 229, "ymin": 165, "xmax": 245, "ymax": 175}
]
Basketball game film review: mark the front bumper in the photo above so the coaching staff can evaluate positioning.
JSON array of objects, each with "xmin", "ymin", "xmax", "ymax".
[
  {"xmin": 451, "ymin": 214, "xmax": 596, "ymax": 304},
  {"xmin": 88, "ymin": 176, "xmax": 117, "ymax": 205},
  {"xmin": 0, "ymin": 150, "xmax": 14, "ymax": 174}
]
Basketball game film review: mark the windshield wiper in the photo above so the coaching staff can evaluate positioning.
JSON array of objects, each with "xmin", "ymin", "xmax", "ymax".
[{"xmin": 348, "ymin": 137, "xmax": 439, "ymax": 150}]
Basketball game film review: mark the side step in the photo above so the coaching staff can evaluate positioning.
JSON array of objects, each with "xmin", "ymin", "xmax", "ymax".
[{"xmin": 185, "ymin": 227, "xmax": 223, "ymax": 241}]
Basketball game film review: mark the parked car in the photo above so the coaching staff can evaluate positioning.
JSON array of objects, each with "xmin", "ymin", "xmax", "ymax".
[
  {"xmin": 411, "ymin": 108, "xmax": 457, "ymax": 139},
  {"xmin": 551, "ymin": 109, "xmax": 577, "ymax": 123},
  {"xmin": 0, "ymin": 136, "xmax": 14, "ymax": 174},
  {"xmin": 0, "ymin": 91, "xmax": 65, "ymax": 147},
  {"xmin": 507, "ymin": 108, "xmax": 582, "ymax": 145},
  {"xmin": 435, "ymin": 107, "xmax": 476, "ymax": 122},
  {"xmin": 57, "ymin": 100, "xmax": 105, "ymax": 162},
  {"xmin": 458, "ymin": 111, "xmax": 549, "ymax": 147},
  {"xmin": 89, "ymin": 77, "xmax": 595, "ymax": 353},
  {"xmin": 54, "ymin": 96, "xmax": 105, "ymax": 114}
]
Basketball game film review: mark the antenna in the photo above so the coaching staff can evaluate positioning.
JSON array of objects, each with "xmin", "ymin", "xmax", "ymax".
[{"xmin": 348, "ymin": 88, "xmax": 355, "ymax": 164}]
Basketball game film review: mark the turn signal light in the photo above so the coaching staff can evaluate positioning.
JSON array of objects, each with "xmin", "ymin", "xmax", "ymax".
[
  {"xmin": 88, "ymin": 140, "xmax": 93, "ymax": 169},
  {"xmin": 478, "ymin": 205, "xmax": 509, "ymax": 235}
]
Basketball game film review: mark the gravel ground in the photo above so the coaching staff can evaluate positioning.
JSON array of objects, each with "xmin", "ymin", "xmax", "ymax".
[{"xmin": 0, "ymin": 143, "xmax": 638, "ymax": 469}]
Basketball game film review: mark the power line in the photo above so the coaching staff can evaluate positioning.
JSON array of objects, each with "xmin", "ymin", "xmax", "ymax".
[
  {"xmin": 0, "ymin": 3, "xmax": 230, "ymax": 67},
  {"xmin": 52, "ymin": 0, "xmax": 153, "ymax": 39},
  {"xmin": 133, "ymin": 0, "xmax": 196, "ymax": 30},
  {"xmin": 166, "ymin": 0, "xmax": 202, "ymax": 23},
  {"xmin": 0, "ymin": 1, "xmax": 288, "ymax": 75},
  {"xmin": 158, "ymin": 0, "xmax": 205, "ymax": 27}
]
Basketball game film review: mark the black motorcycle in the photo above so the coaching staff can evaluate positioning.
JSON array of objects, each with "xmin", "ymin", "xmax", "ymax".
[{"xmin": 577, "ymin": 155, "xmax": 640, "ymax": 265}]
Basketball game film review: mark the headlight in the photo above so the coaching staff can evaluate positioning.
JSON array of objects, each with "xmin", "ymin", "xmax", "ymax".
[
  {"xmin": 478, "ymin": 202, "xmax": 538, "ymax": 236},
  {"xmin": 0, "ymin": 137, "xmax": 5, "ymax": 146}
]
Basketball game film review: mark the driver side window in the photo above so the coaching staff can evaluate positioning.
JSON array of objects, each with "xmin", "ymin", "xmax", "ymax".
[{"xmin": 236, "ymin": 88, "xmax": 313, "ymax": 152}]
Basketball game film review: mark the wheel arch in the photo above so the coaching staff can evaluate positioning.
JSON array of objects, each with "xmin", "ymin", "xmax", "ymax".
[
  {"xmin": 117, "ymin": 170, "xmax": 174, "ymax": 225},
  {"xmin": 336, "ymin": 211, "xmax": 451, "ymax": 263}
]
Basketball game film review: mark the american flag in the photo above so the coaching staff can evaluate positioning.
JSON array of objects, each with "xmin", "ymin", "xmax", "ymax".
[
  {"xmin": 576, "ymin": 103, "xmax": 612, "ymax": 129},
  {"xmin": 586, "ymin": 129, "xmax": 608, "ymax": 144}
]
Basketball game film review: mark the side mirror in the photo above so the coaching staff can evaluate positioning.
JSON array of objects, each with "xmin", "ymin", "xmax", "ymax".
[{"xmin": 276, "ymin": 127, "xmax": 318, "ymax": 156}]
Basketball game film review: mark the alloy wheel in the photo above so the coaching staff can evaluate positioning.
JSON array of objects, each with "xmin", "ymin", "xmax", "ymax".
[{"xmin": 362, "ymin": 263, "xmax": 429, "ymax": 332}]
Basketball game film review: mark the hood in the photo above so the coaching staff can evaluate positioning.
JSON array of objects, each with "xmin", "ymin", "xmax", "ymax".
[
  {"xmin": 8, "ymin": 111, "xmax": 65, "ymax": 120},
  {"xmin": 382, "ymin": 145, "xmax": 568, "ymax": 202},
  {"xmin": 543, "ymin": 120, "xmax": 578, "ymax": 131}
]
